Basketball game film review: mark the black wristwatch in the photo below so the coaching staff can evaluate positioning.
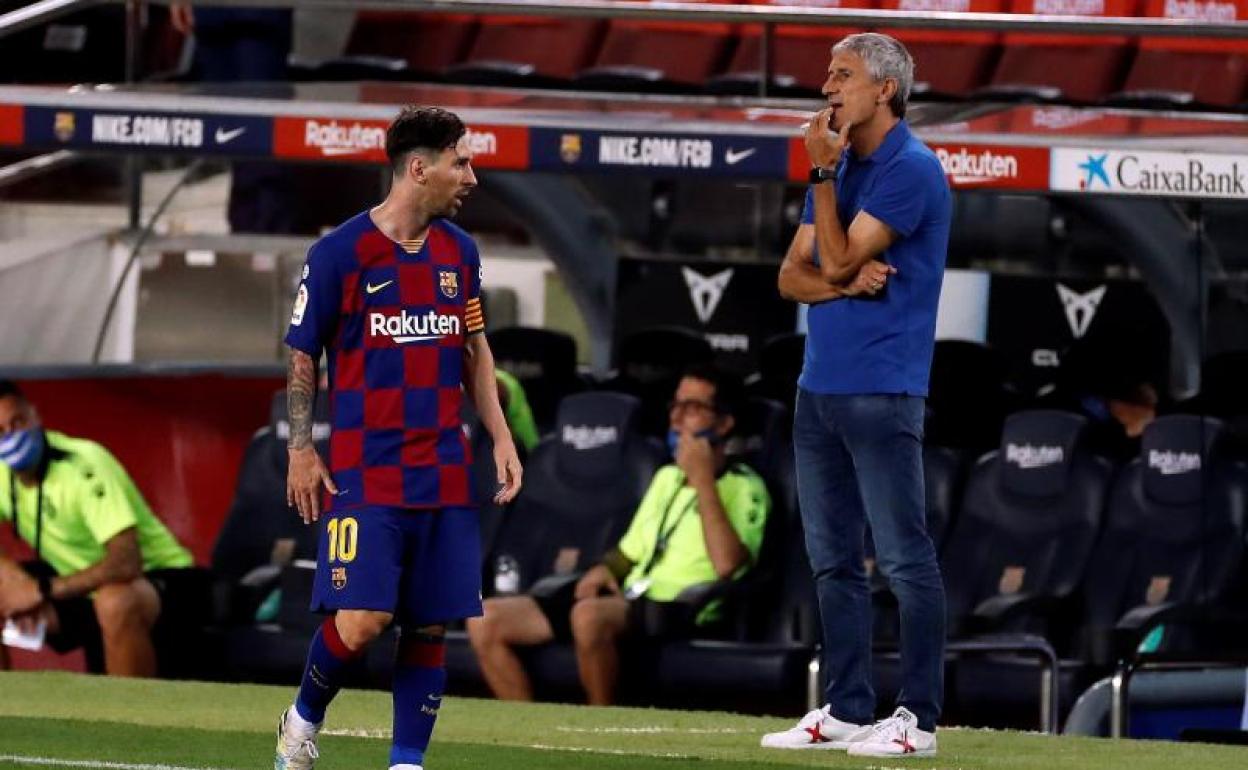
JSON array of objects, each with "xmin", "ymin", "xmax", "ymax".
[
  {"xmin": 36, "ymin": 573, "xmax": 54, "ymax": 601},
  {"xmin": 808, "ymin": 165, "xmax": 836, "ymax": 185}
]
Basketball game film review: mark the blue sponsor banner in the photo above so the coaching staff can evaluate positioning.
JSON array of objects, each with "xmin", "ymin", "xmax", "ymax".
[
  {"xmin": 531, "ymin": 127, "xmax": 788, "ymax": 179},
  {"xmin": 24, "ymin": 107, "xmax": 273, "ymax": 156}
]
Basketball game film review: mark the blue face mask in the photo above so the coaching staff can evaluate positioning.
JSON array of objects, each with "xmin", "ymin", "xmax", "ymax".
[
  {"xmin": 0, "ymin": 427, "xmax": 45, "ymax": 472},
  {"xmin": 667, "ymin": 427, "xmax": 720, "ymax": 457}
]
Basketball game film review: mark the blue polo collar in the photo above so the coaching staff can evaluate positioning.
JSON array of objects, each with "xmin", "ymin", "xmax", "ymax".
[{"xmin": 851, "ymin": 119, "xmax": 911, "ymax": 165}]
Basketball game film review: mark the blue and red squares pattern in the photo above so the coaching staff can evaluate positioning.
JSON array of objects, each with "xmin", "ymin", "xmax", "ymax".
[{"xmin": 284, "ymin": 211, "xmax": 485, "ymax": 512}]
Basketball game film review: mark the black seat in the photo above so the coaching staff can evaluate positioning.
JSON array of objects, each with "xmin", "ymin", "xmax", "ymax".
[
  {"xmin": 744, "ymin": 332, "xmax": 805, "ymax": 412},
  {"xmin": 445, "ymin": 392, "xmax": 664, "ymax": 694},
  {"xmin": 890, "ymin": 411, "xmax": 1112, "ymax": 729},
  {"xmin": 926, "ymin": 340, "xmax": 1014, "ymax": 455},
  {"xmin": 604, "ymin": 326, "xmax": 714, "ymax": 437},
  {"xmin": 488, "ymin": 326, "xmax": 585, "ymax": 435},
  {"xmin": 1078, "ymin": 415, "xmax": 1248, "ymax": 667},
  {"xmin": 211, "ymin": 390, "xmax": 329, "ymax": 623}
]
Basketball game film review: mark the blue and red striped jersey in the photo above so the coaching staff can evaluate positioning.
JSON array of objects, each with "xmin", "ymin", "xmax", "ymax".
[{"xmin": 285, "ymin": 210, "xmax": 486, "ymax": 512}]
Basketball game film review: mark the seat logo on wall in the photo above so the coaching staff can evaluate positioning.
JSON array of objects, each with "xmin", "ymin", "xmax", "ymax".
[
  {"xmin": 681, "ymin": 267, "xmax": 734, "ymax": 324},
  {"xmin": 1056, "ymin": 283, "xmax": 1106, "ymax": 339}
]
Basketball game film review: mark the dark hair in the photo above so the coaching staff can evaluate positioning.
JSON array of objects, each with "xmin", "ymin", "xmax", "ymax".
[
  {"xmin": 385, "ymin": 106, "xmax": 466, "ymax": 172},
  {"xmin": 681, "ymin": 363, "xmax": 744, "ymax": 421},
  {"xmin": 0, "ymin": 379, "xmax": 24, "ymax": 402}
]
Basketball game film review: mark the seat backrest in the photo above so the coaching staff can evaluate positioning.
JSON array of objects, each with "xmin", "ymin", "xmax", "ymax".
[
  {"xmin": 728, "ymin": 1, "xmax": 877, "ymax": 89},
  {"xmin": 1137, "ymin": 0, "xmax": 1248, "ymax": 53},
  {"xmin": 485, "ymin": 392, "xmax": 665, "ymax": 593},
  {"xmin": 745, "ymin": 332, "xmax": 805, "ymax": 411},
  {"xmin": 923, "ymin": 444, "xmax": 965, "ymax": 552},
  {"xmin": 880, "ymin": 0, "xmax": 1004, "ymax": 44},
  {"xmin": 926, "ymin": 340, "xmax": 1013, "ymax": 454},
  {"xmin": 590, "ymin": 0, "xmax": 739, "ymax": 84},
  {"xmin": 608, "ymin": 326, "xmax": 715, "ymax": 436},
  {"xmin": 464, "ymin": 16, "xmax": 605, "ymax": 78},
  {"xmin": 1081, "ymin": 416, "xmax": 1248, "ymax": 641},
  {"xmin": 345, "ymin": 11, "xmax": 478, "ymax": 72},
  {"xmin": 940, "ymin": 410, "xmax": 1113, "ymax": 629},
  {"xmin": 489, "ymin": 326, "xmax": 583, "ymax": 434},
  {"xmin": 210, "ymin": 390, "xmax": 330, "ymax": 582}
]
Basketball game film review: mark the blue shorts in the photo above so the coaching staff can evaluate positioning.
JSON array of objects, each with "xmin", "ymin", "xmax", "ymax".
[{"xmin": 310, "ymin": 505, "xmax": 483, "ymax": 627}]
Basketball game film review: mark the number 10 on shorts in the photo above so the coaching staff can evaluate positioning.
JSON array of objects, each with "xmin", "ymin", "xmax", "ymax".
[{"xmin": 327, "ymin": 516, "xmax": 358, "ymax": 563}]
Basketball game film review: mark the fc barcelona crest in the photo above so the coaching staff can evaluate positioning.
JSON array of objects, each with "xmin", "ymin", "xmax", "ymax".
[
  {"xmin": 438, "ymin": 268, "xmax": 459, "ymax": 299},
  {"xmin": 54, "ymin": 112, "xmax": 76, "ymax": 142},
  {"xmin": 331, "ymin": 567, "xmax": 347, "ymax": 590},
  {"xmin": 560, "ymin": 133, "xmax": 582, "ymax": 164}
]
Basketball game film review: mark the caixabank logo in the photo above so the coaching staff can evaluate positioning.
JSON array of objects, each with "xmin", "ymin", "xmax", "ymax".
[{"xmin": 1053, "ymin": 148, "xmax": 1248, "ymax": 199}]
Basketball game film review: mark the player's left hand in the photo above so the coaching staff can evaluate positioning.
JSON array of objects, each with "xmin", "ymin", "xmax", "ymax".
[
  {"xmin": 493, "ymin": 438, "xmax": 523, "ymax": 504},
  {"xmin": 0, "ymin": 570, "xmax": 44, "ymax": 618},
  {"xmin": 804, "ymin": 108, "xmax": 851, "ymax": 170}
]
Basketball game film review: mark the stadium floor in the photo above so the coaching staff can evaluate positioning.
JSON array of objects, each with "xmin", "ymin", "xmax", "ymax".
[{"xmin": 0, "ymin": 672, "xmax": 1242, "ymax": 770}]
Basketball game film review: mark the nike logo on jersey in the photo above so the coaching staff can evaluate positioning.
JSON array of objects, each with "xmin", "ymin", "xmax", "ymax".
[{"xmin": 365, "ymin": 280, "xmax": 394, "ymax": 294}]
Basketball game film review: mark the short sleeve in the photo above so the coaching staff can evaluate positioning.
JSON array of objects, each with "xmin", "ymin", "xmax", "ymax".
[
  {"xmin": 77, "ymin": 450, "xmax": 141, "ymax": 546},
  {"xmin": 617, "ymin": 467, "xmax": 678, "ymax": 564},
  {"xmin": 861, "ymin": 153, "xmax": 939, "ymax": 238},
  {"xmin": 284, "ymin": 240, "xmax": 342, "ymax": 357},
  {"xmin": 800, "ymin": 187, "xmax": 815, "ymax": 225},
  {"xmin": 463, "ymin": 236, "xmax": 485, "ymax": 336},
  {"xmin": 723, "ymin": 470, "xmax": 770, "ymax": 565}
]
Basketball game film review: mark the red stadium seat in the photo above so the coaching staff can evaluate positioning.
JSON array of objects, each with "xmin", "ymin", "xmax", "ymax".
[
  {"xmin": 980, "ymin": 0, "xmax": 1142, "ymax": 103},
  {"xmin": 340, "ymin": 12, "xmax": 479, "ymax": 79},
  {"xmin": 445, "ymin": 15, "xmax": 606, "ymax": 87},
  {"xmin": 577, "ymin": 0, "xmax": 741, "ymax": 92},
  {"xmin": 1110, "ymin": 0, "xmax": 1248, "ymax": 110},
  {"xmin": 712, "ymin": 0, "xmax": 877, "ymax": 96},
  {"xmin": 880, "ymin": 0, "xmax": 1007, "ymax": 99}
]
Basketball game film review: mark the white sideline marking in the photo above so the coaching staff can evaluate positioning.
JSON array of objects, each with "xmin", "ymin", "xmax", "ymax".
[
  {"xmin": 555, "ymin": 725, "xmax": 750, "ymax": 734},
  {"xmin": 321, "ymin": 728, "xmax": 391, "ymax": 739},
  {"xmin": 528, "ymin": 744, "xmax": 694, "ymax": 759},
  {"xmin": 0, "ymin": 756, "xmax": 239, "ymax": 770}
]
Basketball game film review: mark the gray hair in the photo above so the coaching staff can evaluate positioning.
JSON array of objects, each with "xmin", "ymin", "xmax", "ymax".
[{"xmin": 832, "ymin": 33, "xmax": 914, "ymax": 119}]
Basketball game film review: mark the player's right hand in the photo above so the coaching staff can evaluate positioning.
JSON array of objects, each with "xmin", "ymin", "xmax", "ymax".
[
  {"xmin": 287, "ymin": 446, "xmax": 338, "ymax": 524},
  {"xmin": 574, "ymin": 564, "xmax": 619, "ymax": 601}
]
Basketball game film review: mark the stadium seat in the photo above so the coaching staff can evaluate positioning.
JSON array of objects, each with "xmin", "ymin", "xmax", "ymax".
[
  {"xmin": 879, "ymin": 0, "xmax": 1005, "ymax": 99},
  {"xmin": 939, "ymin": 410, "xmax": 1111, "ymax": 638},
  {"xmin": 602, "ymin": 326, "xmax": 715, "ymax": 437},
  {"xmin": 444, "ymin": 16, "xmax": 605, "ymax": 87},
  {"xmin": 1107, "ymin": 0, "xmax": 1248, "ymax": 111},
  {"xmin": 482, "ymin": 391, "xmax": 664, "ymax": 598},
  {"xmin": 488, "ymin": 326, "xmax": 586, "ymax": 435},
  {"xmin": 576, "ymin": 0, "xmax": 740, "ymax": 92},
  {"xmin": 1076, "ymin": 415, "xmax": 1248, "ymax": 666},
  {"xmin": 307, "ymin": 11, "xmax": 479, "ymax": 81},
  {"xmin": 1193, "ymin": 350, "xmax": 1248, "ymax": 455},
  {"xmin": 744, "ymin": 332, "xmax": 805, "ymax": 412},
  {"xmin": 925, "ymin": 340, "xmax": 1015, "ymax": 455},
  {"xmin": 445, "ymin": 392, "xmax": 664, "ymax": 695},
  {"xmin": 709, "ymin": 0, "xmax": 876, "ymax": 97},
  {"xmin": 978, "ymin": 0, "xmax": 1141, "ymax": 103},
  {"xmin": 954, "ymin": 415, "xmax": 1248, "ymax": 729},
  {"xmin": 210, "ymin": 390, "xmax": 329, "ymax": 624}
]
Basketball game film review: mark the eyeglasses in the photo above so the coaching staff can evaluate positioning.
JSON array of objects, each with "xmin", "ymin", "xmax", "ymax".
[{"xmin": 668, "ymin": 399, "xmax": 717, "ymax": 416}]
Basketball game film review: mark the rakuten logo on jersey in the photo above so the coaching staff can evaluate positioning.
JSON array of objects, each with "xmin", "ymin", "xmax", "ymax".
[{"xmin": 369, "ymin": 311, "xmax": 461, "ymax": 344}]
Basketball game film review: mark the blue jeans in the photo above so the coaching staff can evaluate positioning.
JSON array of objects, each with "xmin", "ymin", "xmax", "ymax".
[{"xmin": 794, "ymin": 389, "xmax": 946, "ymax": 732}]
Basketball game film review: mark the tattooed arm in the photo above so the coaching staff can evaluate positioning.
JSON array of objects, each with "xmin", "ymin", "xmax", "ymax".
[{"xmin": 286, "ymin": 348, "xmax": 337, "ymax": 523}]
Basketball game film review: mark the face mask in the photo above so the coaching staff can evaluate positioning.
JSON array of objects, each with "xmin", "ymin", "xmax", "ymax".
[
  {"xmin": 0, "ymin": 428, "xmax": 45, "ymax": 472},
  {"xmin": 667, "ymin": 427, "xmax": 720, "ymax": 457}
]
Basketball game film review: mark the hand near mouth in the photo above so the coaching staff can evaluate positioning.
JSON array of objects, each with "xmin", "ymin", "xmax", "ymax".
[{"xmin": 804, "ymin": 108, "xmax": 852, "ymax": 170}]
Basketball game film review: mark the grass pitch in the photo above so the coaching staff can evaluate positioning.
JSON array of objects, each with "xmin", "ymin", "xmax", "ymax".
[{"xmin": 0, "ymin": 672, "xmax": 1243, "ymax": 769}]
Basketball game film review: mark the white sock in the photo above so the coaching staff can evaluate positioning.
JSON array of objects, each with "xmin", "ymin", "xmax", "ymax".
[
  {"xmin": 288, "ymin": 704, "xmax": 321, "ymax": 733},
  {"xmin": 389, "ymin": 765, "xmax": 423, "ymax": 770}
]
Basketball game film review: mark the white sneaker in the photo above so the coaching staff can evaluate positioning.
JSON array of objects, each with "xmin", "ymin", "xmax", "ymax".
[
  {"xmin": 846, "ymin": 707, "xmax": 937, "ymax": 758},
  {"xmin": 274, "ymin": 707, "xmax": 321, "ymax": 770},
  {"xmin": 760, "ymin": 705, "xmax": 872, "ymax": 749}
]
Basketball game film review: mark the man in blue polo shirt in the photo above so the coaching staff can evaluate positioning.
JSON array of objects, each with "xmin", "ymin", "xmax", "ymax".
[{"xmin": 760, "ymin": 33, "xmax": 951, "ymax": 758}]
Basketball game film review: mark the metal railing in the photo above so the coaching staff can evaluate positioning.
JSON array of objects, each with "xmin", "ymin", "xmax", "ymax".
[{"xmin": 6, "ymin": 0, "xmax": 1248, "ymax": 41}]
